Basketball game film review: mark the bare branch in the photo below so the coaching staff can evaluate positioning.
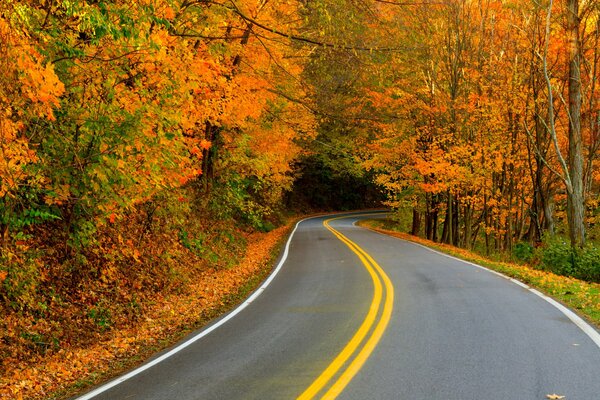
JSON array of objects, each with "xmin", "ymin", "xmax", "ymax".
[{"xmin": 523, "ymin": 121, "xmax": 566, "ymax": 184}]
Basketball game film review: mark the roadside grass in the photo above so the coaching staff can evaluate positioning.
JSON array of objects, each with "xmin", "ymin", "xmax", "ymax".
[{"xmin": 358, "ymin": 219, "xmax": 600, "ymax": 330}]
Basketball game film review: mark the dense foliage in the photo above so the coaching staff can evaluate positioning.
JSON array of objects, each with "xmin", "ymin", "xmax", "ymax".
[
  {"xmin": 0, "ymin": 0, "xmax": 315, "ymax": 304},
  {"xmin": 358, "ymin": 0, "xmax": 599, "ymax": 253},
  {"xmin": 0, "ymin": 1, "xmax": 319, "ymax": 396}
]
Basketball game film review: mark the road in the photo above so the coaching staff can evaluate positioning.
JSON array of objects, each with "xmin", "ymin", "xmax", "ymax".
[{"xmin": 75, "ymin": 212, "xmax": 600, "ymax": 400}]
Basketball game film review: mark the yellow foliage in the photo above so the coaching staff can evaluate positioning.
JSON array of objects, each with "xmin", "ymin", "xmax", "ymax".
[{"xmin": 0, "ymin": 15, "xmax": 63, "ymax": 198}]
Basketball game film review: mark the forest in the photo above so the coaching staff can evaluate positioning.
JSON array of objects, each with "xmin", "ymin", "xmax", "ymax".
[{"xmin": 0, "ymin": 0, "xmax": 599, "ymax": 398}]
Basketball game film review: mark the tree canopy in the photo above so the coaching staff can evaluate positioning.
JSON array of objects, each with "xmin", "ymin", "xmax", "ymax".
[{"xmin": 0, "ymin": 0, "xmax": 598, "ymax": 286}]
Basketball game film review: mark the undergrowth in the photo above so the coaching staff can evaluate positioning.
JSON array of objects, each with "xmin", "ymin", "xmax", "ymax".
[{"xmin": 0, "ymin": 185, "xmax": 293, "ymax": 400}]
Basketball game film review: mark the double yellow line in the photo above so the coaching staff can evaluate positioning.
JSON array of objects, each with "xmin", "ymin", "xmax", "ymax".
[{"xmin": 297, "ymin": 215, "xmax": 395, "ymax": 400}]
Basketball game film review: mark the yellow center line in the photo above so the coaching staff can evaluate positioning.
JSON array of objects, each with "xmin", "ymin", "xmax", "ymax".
[{"xmin": 297, "ymin": 214, "xmax": 395, "ymax": 400}]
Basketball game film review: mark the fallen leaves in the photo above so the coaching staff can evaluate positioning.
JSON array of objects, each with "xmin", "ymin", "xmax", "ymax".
[
  {"xmin": 0, "ymin": 220, "xmax": 293, "ymax": 400},
  {"xmin": 546, "ymin": 394, "xmax": 566, "ymax": 399}
]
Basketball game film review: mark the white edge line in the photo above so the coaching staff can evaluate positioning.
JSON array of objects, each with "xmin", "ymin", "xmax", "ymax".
[
  {"xmin": 75, "ymin": 218, "xmax": 306, "ymax": 400},
  {"xmin": 363, "ymin": 227, "xmax": 600, "ymax": 350}
]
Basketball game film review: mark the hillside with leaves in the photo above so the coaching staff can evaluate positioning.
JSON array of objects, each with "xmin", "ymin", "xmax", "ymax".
[{"xmin": 1, "ymin": 0, "xmax": 600, "ymax": 398}]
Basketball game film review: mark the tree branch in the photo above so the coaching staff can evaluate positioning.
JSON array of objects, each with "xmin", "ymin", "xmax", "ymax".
[{"xmin": 225, "ymin": 0, "xmax": 409, "ymax": 52}]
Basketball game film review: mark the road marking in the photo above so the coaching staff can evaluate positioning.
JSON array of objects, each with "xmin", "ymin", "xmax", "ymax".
[
  {"xmin": 367, "ymin": 227, "xmax": 600, "ymax": 350},
  {"xmin": 74, "ymin": 218, "xmax": 306, "ymax": 400},
  {"xmin": 297, "ymin": 215, "xmax": 394, "ymax": 400}
]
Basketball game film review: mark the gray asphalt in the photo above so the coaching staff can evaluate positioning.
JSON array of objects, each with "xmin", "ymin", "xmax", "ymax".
[{"xmin": 76, "ymin": 213, "xmax": 600, "ymax": 400}]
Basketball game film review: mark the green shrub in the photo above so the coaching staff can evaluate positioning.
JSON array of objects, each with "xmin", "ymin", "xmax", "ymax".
[
  {"xmin": 513, "ymin": 242, "xmax": 534, "ymax": 263},
  {"xmin": 539, "ymin": 237, "xmax": 600, "ymax": 283},
  {"xmin": 574, "ymin": 246, "xmax": 600, "ymax": 283},
  {"xmin": 540, "ymin": 237, "xmax": 574, "ymax": 276}
]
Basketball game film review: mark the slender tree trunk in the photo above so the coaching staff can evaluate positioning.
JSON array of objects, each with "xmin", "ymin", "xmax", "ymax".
[
  {"xmin": 425, "ymin": 194, "xmax": 433, "ymax": 240},
  {"xmin": 463, "ymin": 203, "xmax": 472, "ymax": 250},
  {"xmin": 583, "ymin": 17, "xmax": 599, "ymax": 195},
  {"xmin": 432, "ymin": 206, "xmax": 439, "ymax": 242},
  {"xmin": 426, "ymin": 193, "xmax": 440, "ymax": 242},
  {"xmin": 532, "ymin": 150, "xmax": 546, "ymax": 242},
  {"xmin": 411, "ymin": 208, "xmax": 422, "ymax": 236},
  {"xmin": 442, "ymin": 191, "xmax": 454, "ymax": 245},
  {"xmin": 452, "ymin": 197, "xmax": 459, "ymax": 246},
  {"xmin": 544, "ymin": 198, "xmax": 555, "ymax": 234},
  {"xmin": 525, "ymin": 19, "xmax": 552, "ymax": 244},
  {"xmin": 201, "ymin": 121, "xmax": 219, "ymax": 192},
  {"xmin": 483, "ymin": 193, "xmax": 490, "ymax": 255},
  {"xmin": 232, "ymin": 23, "xmax": 253, "ymax": 69},
  {"xmin": 566, "ymin": 0, "xmax": 585, "ymax": 248}
]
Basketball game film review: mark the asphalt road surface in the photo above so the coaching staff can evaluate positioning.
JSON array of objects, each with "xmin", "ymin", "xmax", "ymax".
[{"xmin": 75, "ymin": 212, "xmax": 600, "ymax": 400}]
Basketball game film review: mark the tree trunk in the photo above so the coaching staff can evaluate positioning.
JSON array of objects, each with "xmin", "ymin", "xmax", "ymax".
[
  {"xmin": 463, "ymin": 203, "xmax": 472, "ymax": 250},
  {"xmin": 411, "ymin": 208, "xmax": 422, "ymax": 236},
  {"xmin": 201, "ymin": 121, "xmax": 219, "ymax": 192},
  {"xmin": 543, "ymin": 197, "xmax": 555, "ymax": 234},
  {"xmin": 442, "ymin": 191, "xmax": 453, "ymax": 245},
  {"xmin": 426, "ymin": 193, "xmax": 439, "ymax": 242},
  {"xmin": 425, "ymin": 194, "xmax": 433, "ymax": 240},
  {"xmin": 452, "ymin": 197, "xmax": 460, "ymax": 247},
  {"xmin": 432, "ymin": 207, "xmax": 439, "ymax": 242},
  {"xmin": 566, "ymin": 0, "xmax": 585, "ymax": 248}
]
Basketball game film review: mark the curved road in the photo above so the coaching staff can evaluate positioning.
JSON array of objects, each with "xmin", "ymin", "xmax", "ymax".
[{"xmin": 75, "ymin": 212, "xmax": 600, "ymax": 400}]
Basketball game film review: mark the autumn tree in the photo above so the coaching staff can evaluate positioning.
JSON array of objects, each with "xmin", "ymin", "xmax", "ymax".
[
  {"xmin": 534, "ymin": 0, "xmax": 599, "ymax": 248},
  {"xmin": 361, "ymin": 0, "xmax": 594, "ymax": 254},
  {"xmin": 0, "ymin": 0, "xmax": 318, "ymax": 340}
]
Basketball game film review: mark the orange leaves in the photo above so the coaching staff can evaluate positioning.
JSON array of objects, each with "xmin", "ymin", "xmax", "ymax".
[
  {"xmin": 200, "ymin": 139, "xmax": 212, "ymax": 150},
  {"xmin": 161, "ymin": 6, "xmax": 176, "ymax": 20},
  {"xmin": 2, "ymin": 17, "xmax": 64, "ymax": 109},
  {"xmin": 189, "ymin": 140, "xmax": 212, "ymax": 158},
  {"xmin": 189, "ymin": 146, "xmax": 202, "ymax": 158},
  {"xmin": 0, "ymin": 15, "xmax": 63, "ymax": 198},
  {"xmin": 18, "ymin": 62, "xmax": 65, "ymax": 120}
]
